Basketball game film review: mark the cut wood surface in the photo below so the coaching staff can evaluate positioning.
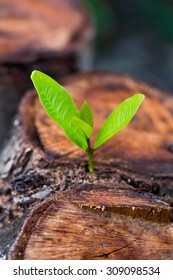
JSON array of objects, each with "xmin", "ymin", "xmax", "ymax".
[
  {"xmin": 0, "ymin": 0, "xmax": 92, "ymax": 145},
  {"xmin": 9, "ymin": 187, "xmax": 173, "ymax": 260},
  {"xmin": 35, "ymin": 73, "xmax": 173, "ymax": 177},
  {"xmin": 0, "ymin": 72, "xmax": 173, "ymax": 259},
  {"xmin": 0, "ymin": 0, "xmax": 92, "ymax": 62}
]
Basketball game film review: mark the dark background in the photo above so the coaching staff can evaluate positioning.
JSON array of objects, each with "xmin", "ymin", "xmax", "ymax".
[{"xmin": 83, "ymin": 0, "xmax": 173, "ymax": 93}]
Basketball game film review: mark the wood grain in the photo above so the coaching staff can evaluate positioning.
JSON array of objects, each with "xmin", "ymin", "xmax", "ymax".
[
  {"xmin": 0, "ymin": 0, "xmax": 92, "ymax": 62},
  {"xmin": 34, "ymin": 73, "xmax": 173, "ymax": 176},
  {"xmin": 9, "ymin": 186, "xmax": 173, "ymax": 260},
  {"xmin": 0, "ymin": 72, "xmax": 173, "ymax": 259}
]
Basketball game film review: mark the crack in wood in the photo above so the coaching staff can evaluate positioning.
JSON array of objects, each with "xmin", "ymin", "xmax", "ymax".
[{"xmin": 93, "ymin": 228, "xmax": 146, "ymax": 259}]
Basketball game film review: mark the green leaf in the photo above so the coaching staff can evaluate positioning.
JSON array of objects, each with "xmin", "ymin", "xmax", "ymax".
[
  {"xmin": 94, "ymin": 94, "xmax": 145, "ymax": 149},
  {"xmin": 31, "ymin": 70, "xmax": 88, "ymax": 150},
  {"xmin": 73, "ymin": 116, "xmax": 93, "ymax": 139},
  {"xmin": 79, "ymin": 100, "xmax": 94, "ymax": 127}
]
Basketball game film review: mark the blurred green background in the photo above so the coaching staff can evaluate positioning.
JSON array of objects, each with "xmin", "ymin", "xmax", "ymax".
[{"xmin": 83, "ymin": 0, "xmax": 173, "ymax": 93}]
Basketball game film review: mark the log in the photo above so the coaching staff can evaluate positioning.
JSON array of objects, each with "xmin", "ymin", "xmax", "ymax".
[
  {"xmin": 9, "ymin": 187, "xmax": 173, "ymax": 260},
  {"xmin": 0, "ymin": 72, "xmax": 173, "ymax": 259},
  {"xmin": 0, "ymin": 0, "xmax": 93, "ymax": 146}
]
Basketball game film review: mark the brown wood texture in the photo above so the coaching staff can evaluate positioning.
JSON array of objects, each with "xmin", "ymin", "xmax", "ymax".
[
  {"xmin": 0, "ymin": 72, "xmax": 173, "ymax": 259},
  {"xmin": 35, "ymin": 73, "xmax": 173, "ymax": 178},
  {"xmin": 9, "ymin": 187, "xmax": 173, "ymax": 260},
  {"xmin": 0, "ymin": 0, "xmax": 92, "ymax": 62},
  {"xmin": 0, "ymin": 0, "xmax": 92, "ymax": 145}
]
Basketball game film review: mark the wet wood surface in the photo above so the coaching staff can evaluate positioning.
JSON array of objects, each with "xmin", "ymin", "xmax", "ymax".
[{"xmin": 0, "ymin": 72, "xmax": 173, "ymax": 259}]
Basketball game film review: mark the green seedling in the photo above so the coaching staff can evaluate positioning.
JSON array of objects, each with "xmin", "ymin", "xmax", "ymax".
[{"xmin": 31, "ymin": 70, "xmax": 145, "ymax": 174}]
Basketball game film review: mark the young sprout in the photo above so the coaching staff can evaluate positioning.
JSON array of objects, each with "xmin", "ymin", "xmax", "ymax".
[{"xmin": 31, "ymin": 71, "xmax": 145, "ymax": 174}]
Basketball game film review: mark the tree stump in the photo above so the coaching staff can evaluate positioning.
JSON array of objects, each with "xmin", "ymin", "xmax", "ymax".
[
  {"xmin": 0, "ymin": 0, "xmax": 93, "ymax": 146},
  {"xmin": 0, "ymin": 72, "xmax": 173, "ymax": 259}
]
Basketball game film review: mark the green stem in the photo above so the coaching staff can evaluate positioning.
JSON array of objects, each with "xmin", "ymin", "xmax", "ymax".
[{"xmin": 87, "ymin": 139, "xmax": 94, "ymax": 174}]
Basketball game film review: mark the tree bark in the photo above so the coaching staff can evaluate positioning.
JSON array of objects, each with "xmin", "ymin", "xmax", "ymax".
[
  {"xmin": 0, "ymin": 0, "xmax": 93, "ymax": 146},
  {"xmin": 0, "ymin": 72, "xmax": 173, "ymax": 259}
]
